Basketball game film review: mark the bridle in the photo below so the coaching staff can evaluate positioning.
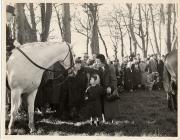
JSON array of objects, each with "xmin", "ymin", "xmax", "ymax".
[
  {"xmin": 59, "ymin": 42, "xmax": 75, "ymax": 73},
  {"xmin": 15, "ymin": 42, "xmax": 75, "ymax": 83},
  {"xmin": 60, "ymin": 42, "xmax": 75, "ymax": 72}
]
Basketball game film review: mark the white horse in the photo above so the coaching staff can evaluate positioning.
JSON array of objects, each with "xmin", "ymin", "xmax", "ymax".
[{"xmin": 7, "ymin": 41, "xmax": 75, "ymax": 134}]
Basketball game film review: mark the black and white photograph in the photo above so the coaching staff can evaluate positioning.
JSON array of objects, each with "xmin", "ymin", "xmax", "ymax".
[{"xmin": 0, "ymin": 0, "xmax": 179, "ymax": 138}]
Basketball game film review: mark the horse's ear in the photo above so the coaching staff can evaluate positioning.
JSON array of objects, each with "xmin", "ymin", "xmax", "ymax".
[
  {"xmin": 14, "ymin": 40, "xmax": 21, "ymax": 48},
  {"xmin": 69, "ymin": 42, "xmax": 75, "ymax": 49}
]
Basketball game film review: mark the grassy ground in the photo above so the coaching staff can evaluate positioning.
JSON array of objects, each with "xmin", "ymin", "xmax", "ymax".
[{"xmin": 5, "ymin": 89, "xmax": 177, "ymax": 136}]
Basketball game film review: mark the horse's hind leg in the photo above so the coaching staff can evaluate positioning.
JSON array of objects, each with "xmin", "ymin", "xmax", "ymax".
[
  {"xmin": 27, "ymin": 90, "xmax": 37, "ymax": 133},
  {"xmin": 8, "ymin": 89, "xmax": 22, "ymax": 135}
]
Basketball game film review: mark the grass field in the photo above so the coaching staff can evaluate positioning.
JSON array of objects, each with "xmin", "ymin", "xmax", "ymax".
[{"xmin": 5, "ymin": 89, "xmax": 177, "ymax": 136}]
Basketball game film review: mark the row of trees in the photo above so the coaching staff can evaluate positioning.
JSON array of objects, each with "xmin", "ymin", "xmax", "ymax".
[
  {"xmin": 73, "ymin": 3, "xmax": 178, "ymax": 59},
  {"xmin": 14, "ymin": 3, "xmax": 71, "ymax": 44},
  {"xmin": 13, "ymin": 3, "xmax": 177, "ymax": 60}
]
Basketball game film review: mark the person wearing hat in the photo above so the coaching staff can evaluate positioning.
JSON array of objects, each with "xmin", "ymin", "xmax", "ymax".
[
  {"xmin": 6, "ymin": 5, "xmax": 16, "ymax": 114},
  {"xmin": 83, "ymin": 54, "xmax": 119, "ymax": 122},
  {"xmin": 6, "ymin": 5, "xmax": 16, "ymax": 60},
  {"xmin": 148, "ymin": 54, "xmax": 158, "ymax": 73},
  {"xmin": 64, "ymin": 57, "xmax": 89, "ymax": 119}
]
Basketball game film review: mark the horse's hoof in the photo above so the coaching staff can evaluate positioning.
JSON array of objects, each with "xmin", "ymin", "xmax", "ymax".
[
  {"xmin": 30, "ymin": 128, "xmax": 36, "ymax": 134},
  {"xmin": 8, "ymin": 129, "xmax": 15, "ymax": 135},
  {"xmin": 8, "ymin": 131, "xmax": 12, "ymax": 135}
]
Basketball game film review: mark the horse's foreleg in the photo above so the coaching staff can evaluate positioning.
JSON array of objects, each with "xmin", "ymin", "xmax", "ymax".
[
  {"xmin": 27, "ymin": 90, "xmax": 37, "ymax": 133},
  {"xmin": 8, "ymin": 89, "xmax": 22, "ymax": 135}
]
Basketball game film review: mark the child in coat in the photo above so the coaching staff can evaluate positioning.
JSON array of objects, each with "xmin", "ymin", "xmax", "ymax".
[{"xmin": 85, "ymin": 74, "xmax": 104, "ymax": 126}]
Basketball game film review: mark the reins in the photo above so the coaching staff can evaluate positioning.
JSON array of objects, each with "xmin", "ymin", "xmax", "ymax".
[
  {"xmin": 16, "ymin": 43, "xmax": 74, "ymax": 73},
  {"xmin": 15, "ymin": 42, "xmax": 75, "ymax": 85},
  {"xmin": 16, "ymin": 47, "xmax": 59, "ymax": 73}
]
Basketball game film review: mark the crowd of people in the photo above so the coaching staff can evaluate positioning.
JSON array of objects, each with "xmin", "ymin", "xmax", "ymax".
[
  {"xmin": 34, "ymin": 52, "xmax": 166, "ymax": 125},
  {"xmin": 114, "ymin": 53, "xmax": 165, "ymax": 92},
  {"xmin": 78, "ymin": 52, "xmax": 165, "ymax": 93},
  {"xmin": 5, "ymin": 5, "xmax": 166, "ymax": 126}
]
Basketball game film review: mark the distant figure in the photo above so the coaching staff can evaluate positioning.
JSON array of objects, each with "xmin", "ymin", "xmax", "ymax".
[
  {"xmin": 148, "ymin": 55, "xmax": 158, "ymax": 73},
  {"xmin": 137, "ymin": 53, "xmax": 141, "ymax": 63},
  {"xmin": 120, "ymin": 56, "xmax": 128, "ymax": 88},
  {"xmin": 145, "ymin": 71, "xmax": 157, "ymax": 91},
  {"xmin": 139, "ymin": 58, "xmax": 148, "ymax": 88},
  {"xmin": 157, "ymin": 56, "xmax": 165, "ymax": 89},
  {"xmin": 82, "ymin": 53, "xmax": 89, "ymax": 66},
  {"xmin": 124, "ymin": 56, "xmax": 133, "ymax": 92},
  {"xmin": 113, "ymin": 59, "xmax": 121, "ymax": 86},
  {"xmin": 131, "ymin": 57, "xmax": 141, "ymax": 90}
]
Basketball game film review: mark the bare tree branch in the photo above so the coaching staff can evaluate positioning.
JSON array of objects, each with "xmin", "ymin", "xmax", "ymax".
[
  {"xmin": 53, "ymin": 4, "xmax": 63, "ymax": 38},
  {"xmin": 98, "ymin": 27, "xmax": 109, "ymax": 57},
  {"xmin": 149, "ymin": 4, "xmax": 161, "ymax": 56}
]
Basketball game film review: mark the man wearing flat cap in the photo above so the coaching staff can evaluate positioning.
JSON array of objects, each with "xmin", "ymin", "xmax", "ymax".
[
  {"xmin": 6, "ymin": 5, "xmax": 16, "ymax": 60},
  {"xmin": 6, "ymin": 5, "xmax": 16, "ymax": 113}
]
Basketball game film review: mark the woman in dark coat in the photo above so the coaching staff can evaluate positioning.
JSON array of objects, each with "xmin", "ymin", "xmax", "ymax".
[
  {"xmin": 58, "ymin": 59, "xmax": 88, "ymax": 119},
  {"xmin": 67, "ymin": 61, "xmax": 88, "ymax": 118},
  {"xmin": 94, "ymin": 54, "xmax": 121, "ymax": 121},
  {"xmin": 83, "ymin": 54, "xmax": 121, "ymax": 122}
]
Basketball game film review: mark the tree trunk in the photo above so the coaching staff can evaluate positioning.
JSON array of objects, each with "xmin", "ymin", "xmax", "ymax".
[
  {"xmin": 54, "ymin": 4, "xmax": 63, "ymax": 38},
  {"xmin": 129, "ymin": 36, "xmax": 132, "ymax": 55},
  {"xmin": 144, "ymin": 50, "xmax": 147, "ymax": 58},
  {"xmin": 88, "ymin": 4, "xmax": 99, "ymax": 54},
  {"xmin": 150, "ymin": 37, "xmax": 155, "ymax": 55},
  {"xmin": 172, "ymin": 4, "xmax": 177, "ymax": 48},
  {"xmin": 29, "ymin": 3, "xmax": 37, "ymax": 41},
  {"xmin": 98, "ymin": 27, "xmax": 108, "ymax": 57},
  {"xmin": 40, "ymin": 3, "xmax": 45, "ymax": 41},
  {"xmin": 159, "ymin": 4, "xmax": 165, "ymax": 55},
  {"xmin": 145, "ymin": 5, "xmax": 149, "ymax": 58},
  {"xmin": 113, "ymin": 44, "xmax": 118, "ymax": 61},
  {"xmin": 15, "ymin": 3, "xmax": 37, "ymax": 44},
  {"xmin": 62, "ymin": 3, "xmax": 71, "ymax": 43},
  {"xmin": 138, "ymin": 4, "xmax": 146, "ymax": 58},
  {"xmin": 40, "ymin": 3, "xmax": 52, "ymax": 42},
  {"xmin": 86, "ymin": 14, "xmax": 91, "ymax": 55},
  {"xmin": 159, "ymin": 11, "xmax": 162, "ymax": 55},
  {"xmin": 119, "ymin": 25, "xmax": 124, "ymax": 58},
  {"xmin": 166, "ymin": 4, "xmax": 172, "ymax": 53},
  {"xmin": 149, "ymin": 4, "xmax": 161, "ymax": 56},
  {"xmin": 13, "ymin": 16, "xmax": 16, "ymax": 39},
  {"xmin": 122, "ymin": 12, "xmax": 132, "ymax": 56},
  {"xmin": 126, "ymin": 4, "xmax": 141, "ymax": 55},
  {"xmin": 86, "ymin": 28, "xmax": 89, "ymax": 54}
]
